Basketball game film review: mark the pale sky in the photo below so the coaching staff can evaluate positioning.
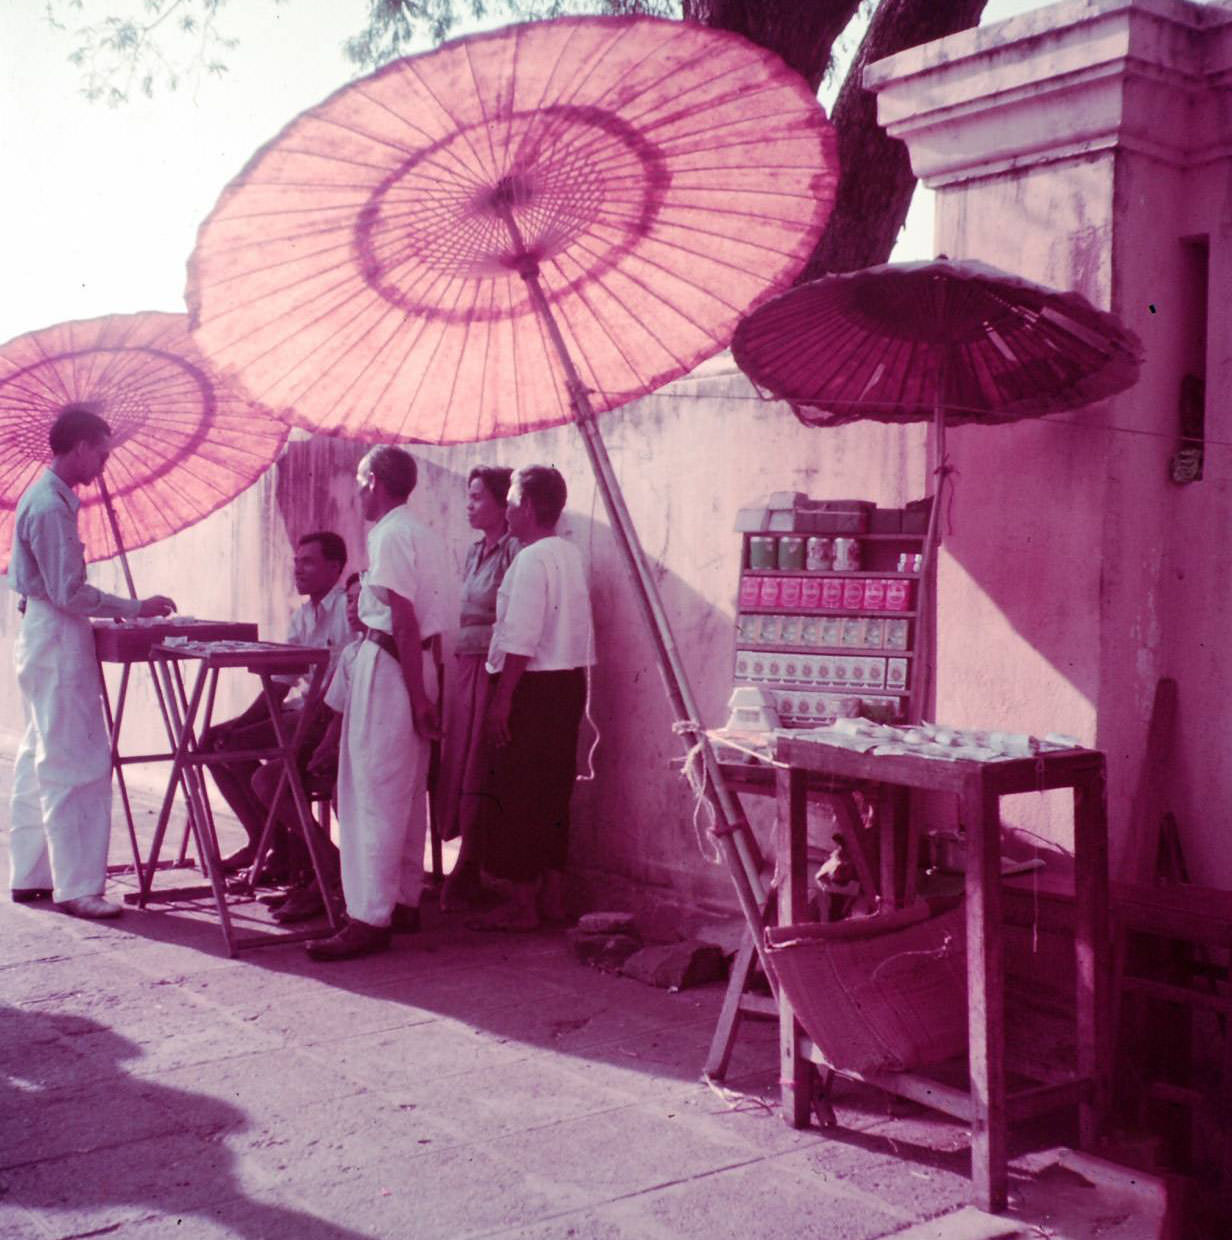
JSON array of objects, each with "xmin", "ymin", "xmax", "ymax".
[{"xmin": 0, "ymin": 0, "xmax": 1051, "ymax": 351}]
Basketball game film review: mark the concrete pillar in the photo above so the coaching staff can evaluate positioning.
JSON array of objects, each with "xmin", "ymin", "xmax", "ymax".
[{"xmin": 866, "ymin": 0, "xmax": 1232, "ymax": 881}]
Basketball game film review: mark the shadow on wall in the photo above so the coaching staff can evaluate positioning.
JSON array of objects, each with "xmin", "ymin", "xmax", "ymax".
[{"xmin": 0, "ymin": 1004, "xmax": 375, "ymax": 1238}]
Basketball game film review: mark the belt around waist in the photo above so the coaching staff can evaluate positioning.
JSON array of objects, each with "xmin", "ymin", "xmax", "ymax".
[{"xmin": 364, "ymin": 629, "xmax": 436, "ymax": 660}]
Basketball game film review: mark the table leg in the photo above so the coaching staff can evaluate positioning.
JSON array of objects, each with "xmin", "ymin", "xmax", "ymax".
[
  {"xmin": 777, "ymin": 765, "xmax": 813, "ymax": 1129},
  {"xmin": 963, "ymin": 778, "xmax": 1007, "ymax": 1213},
  {"xmin": 1074, "ymin": 763, "xmax": 1110, "ymax": 1148}
]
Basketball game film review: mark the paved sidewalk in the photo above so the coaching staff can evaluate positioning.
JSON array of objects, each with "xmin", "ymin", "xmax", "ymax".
[{"xmin": 0, "ymin": 756, "xmax": 1166, "ymax": 1239}]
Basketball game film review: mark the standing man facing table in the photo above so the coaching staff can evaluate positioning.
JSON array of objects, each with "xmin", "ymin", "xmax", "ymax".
[
  {"xmin": 7, "ymin": 405, "xmax": 176, "ymax": 919},
  {"xmin": 307, "ymin": 446, "xmax": 451, "ymax": 962}
]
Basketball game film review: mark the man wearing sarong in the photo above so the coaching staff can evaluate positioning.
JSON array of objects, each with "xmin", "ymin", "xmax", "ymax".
[
  {"xmin": 307, "ymin": 446, "xmax": 451, "ymax": 961},
  {"xmin": 7, "ymin": 405, "xmax": 175, "ymax": 918}
]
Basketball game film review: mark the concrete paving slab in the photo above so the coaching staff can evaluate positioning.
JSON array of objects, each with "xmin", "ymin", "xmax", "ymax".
[{"xmin": 0, "ymin": 753, "xmax": 1171, "ymax": 1240}]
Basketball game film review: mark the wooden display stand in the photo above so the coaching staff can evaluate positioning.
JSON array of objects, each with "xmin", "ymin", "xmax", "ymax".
[{"xmin": 706, "ymin": 495, "xmax": 936, "ymax": 1080}]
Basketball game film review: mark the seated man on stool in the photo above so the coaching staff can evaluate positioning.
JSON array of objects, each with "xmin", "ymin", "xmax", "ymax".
[
  {"xmin": 203, "ymin": 531, "xmax": 351, "ymax": 876},
  {"xmin": 257, "ymin": 572, "xmax": 365, "ymax": 924}
]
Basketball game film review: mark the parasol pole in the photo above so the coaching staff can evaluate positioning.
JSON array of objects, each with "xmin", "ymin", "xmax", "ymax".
[
  {"xmin": 97, "ymin": 475, "xmax": 139, "ymax": 600},
  {"xmin": 496, "ymin": 200, "xmax": 769, "ymax": 961}
]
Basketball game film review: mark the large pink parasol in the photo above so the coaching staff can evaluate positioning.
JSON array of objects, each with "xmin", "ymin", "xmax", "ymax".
[
  {"xmin": 0, "ymin": 311, "xmax": 288, "ymax": 579},
  {"xmin": 186, "ymin": 15, "xmax": 836, "ymax": 442},
  {"xmin": 187, "ymin": 14, "xmax": 838, "ymax": 973}
]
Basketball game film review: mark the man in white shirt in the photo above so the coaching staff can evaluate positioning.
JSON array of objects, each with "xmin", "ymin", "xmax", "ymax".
[
  {"xmin": 7, "ymin": 405, "xmax": 175, "ymax": 919},
  {"xmin": 203, "ymin": 531, "xmax": 351, "ymax": 875},
  {"xmin": 469, "ymin": 465, "xmax": 594, "ymax": 933},
  {"xmin": 307, "ymin": 446, "xmax": 452, "ymax": 961}
]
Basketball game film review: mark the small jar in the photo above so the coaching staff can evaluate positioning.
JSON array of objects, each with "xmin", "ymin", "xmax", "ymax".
[
  {"xmin": 806, "ymin": 536, "xmax": 833, "ymax": 572},
  {"xmin": 748, "ymin": 536, "xmax": 777, "ymax": 570},
  {"xmin": 777, "ymin": 536, "xmax": 805, "ymax": 571}
]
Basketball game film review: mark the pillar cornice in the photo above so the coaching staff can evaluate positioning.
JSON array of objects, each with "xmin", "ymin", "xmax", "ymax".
[{"xmin": 865, "ymin": 0, "xmax": 1232, "ymax": 187}]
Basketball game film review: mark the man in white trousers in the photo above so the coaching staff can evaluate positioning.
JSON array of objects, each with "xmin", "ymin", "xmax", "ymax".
[
  {"xmin": 7, "ymin": 405, "xmax": 176, "ymax": 918},
  {"xmin": 307, "ymin": 445, "xmax": 450, "ymax": 961}
]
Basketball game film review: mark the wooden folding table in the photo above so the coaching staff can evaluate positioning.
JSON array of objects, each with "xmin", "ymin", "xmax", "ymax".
[
  {"xmin": 140, "ymin": 638, "xmax": 342, "ymax": 956},
  {"xmin": 774, "ymin": 735, "xmax": 1111, "ymax": 1212}
]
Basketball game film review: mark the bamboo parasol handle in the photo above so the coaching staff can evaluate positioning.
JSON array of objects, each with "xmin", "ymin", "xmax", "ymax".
[{"xmin": 97, "ymin": 476, "xmax": 138, "ymax": 600}]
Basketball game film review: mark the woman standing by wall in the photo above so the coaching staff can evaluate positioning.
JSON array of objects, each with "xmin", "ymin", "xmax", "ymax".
[{"xmin": 438, "ymin": 466, "xmax": 519, "ymax": 911}]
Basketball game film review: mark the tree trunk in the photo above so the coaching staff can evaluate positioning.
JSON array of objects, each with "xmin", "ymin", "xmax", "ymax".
[
  {"xmin": 802, "ymin": 0, "xmax": 988, "ymax": 278},
  {"xmin": 680, "ymin": 0, "xmax": 862, "ymax": 92}
]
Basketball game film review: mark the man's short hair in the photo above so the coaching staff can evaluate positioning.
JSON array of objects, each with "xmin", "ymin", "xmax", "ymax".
[
  {"xmin": 467, "ymin": 465, "xmax": 513, "ymax": 507},
  {"xmin": 299, "ymin": 530, "xmax": 347, "ymax": 567},
  {"xmin": 515, "ymin": 465, "xmax": 568, "ymax": 527},
  {"xmin": 361, "ymin": 446, "xmax": 417, "ymax": 501},
  {"xmin": 50, "ymin": 405, "xmax": 111, "ymax": 456}
]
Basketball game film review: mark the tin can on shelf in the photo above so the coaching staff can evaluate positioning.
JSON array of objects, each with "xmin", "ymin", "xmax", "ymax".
[
  {"xmin": 779, "ymin": 576, "xmax": 803, "ymax": 609},
  {"xmin": 833, "ymin": 538, "xmax": 861, "ymax": 571},
  {"xmin": 758, "ymin": 577, "xmax": 781, "ymax": 608},
  {"xmin": 841, "ymin": 578, "xmax": 865, "ymax": 610},
  {"xmin": 799, "ymin": 577, "xmax": 822, "ymax": 609},
  {"xmin": 820, "ymin": 577, "xmax": 843, "ymax": 608},
  {"xmin": 805, "ymin": 536, "xmax": 833, "ymax": 572},
  {"xmin": 748, "ymin": 536, "xmax": 777, "ymax": 570},
  {"xmin": 778, "ymin": 536, "xmax": 805, "ymax": 571}
]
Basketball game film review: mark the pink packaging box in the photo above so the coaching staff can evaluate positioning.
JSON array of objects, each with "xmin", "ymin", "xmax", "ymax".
[
  {"xmin": 862, "ymin": 578, "xmax": 886, "ymax": 610},
  {"xmin": 739, "ymin": 577, "xmax": 760, "ymax": 608},
  {"xmin": 800, "ymin": 577, "xmax": 823, "ymax": 609},
  {"xmin": 884, "ymin": 580, "xmax": 912, "ymax": 611},
  {"xmin": 779, "ymin": 576, "xmax": 802, "ymax": 609},
  {"xmin": 758, "ymin": 577, "xmax": 781, "ymax": 608},
  {"xmin": 819, "ymin": 577, "xmax": 843, "ymax": 608},
  {"xmin": 841, "ymin": 579, "xmax": 864, "ymax": 610}
]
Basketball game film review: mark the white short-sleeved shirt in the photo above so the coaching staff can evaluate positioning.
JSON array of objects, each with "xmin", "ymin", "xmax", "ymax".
[
  {"xmin": 486, "ymin": 536, "xmax": 594, "ymax": 674},
  {"xmin": 277, "ymin": 583, "xmax": 353, "ymax": 704},
  {"xmin": 359, "ymin": 505, "xmax": 452, "ymax": 641},
  {"xmin": 324, "ymin": 637, "xmax": 363, "ymax": 713}
]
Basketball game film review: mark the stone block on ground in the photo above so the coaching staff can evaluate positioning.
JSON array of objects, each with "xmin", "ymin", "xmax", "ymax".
[
  {"xmin": 566, "ymin": 927, "xmax": 643, "ymax": 972},
  {"xmin": 620, "ymin": 940, "xmax": 727, "ymax": 990},
  {"xmin": 575, "ymin": 911, "xmax": 639, "ymax": 935}
]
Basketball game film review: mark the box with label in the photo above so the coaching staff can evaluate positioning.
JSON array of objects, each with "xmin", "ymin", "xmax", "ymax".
[
  {"xmin": 864, "ymin": 656, "xmax": 886, "ymax": 688},
  {"xmin": 758, "ymin": 614, "xmax": 783, "ymax": 645},
  {"xmin": 884, "ymin": 618, "xmax": 909, "ymax": 650},
  {"xmin": 820, "ymin": 578, "xmax": 843, "ymax": 608},
  {"xmin": 737, "ymin": 614, "xmax": 759, "ymax": 642},
  {"xmin": 819, "ymin": 616, "xmax": 844, "ymax": 647},
  {"xmin": 734, "ymin": 650, "xmax": 752, "ymax": 679},
  {"xmin": 782, "ymin": 657, "xmax": 799, "ymax": 681},
  {"xmin": 840, "ymin": 617, "xmax": 866, "ymax": 648},
  {"xmin": 800, "ymin": 577, "xmax": 822, "ymax": 609},
  {"xmin": 758, "ymin": 577, "xmax": 781, "ymax": 608},
  {"xmin": 863, "ymin": 617, "xmax": 885, "ymax": 648},
  {"xmin": 739, "ymin": 577, "xmax": 760, "ymax": 608},
  {"xmin": 841, "ymin": 579, "xmax": 865, "ymax": 610},
  {"xmin": 800, "ymin": 617, "xmax": 821, "ymax": 646},
  {"xmin": 750, "ymin": 654, "xmax": 768, "ymax": 680},
  {"xmin": 779, "ymin": 576, "xmax": 802, "ymax": 609},
  {"xmin": 862, "ymin": 578, "xmax": 886, "ymax": 610},
  {"xmin": 886, "ymin": 657, "xmax": 909, "ymax": 689},
  {"xmin": 780, "ymin": 615, "xmax": 802, "ymax": 645},
  {"xmin": 796, "ymin": 656, "xmax": 816, "ymax": 683},
  {"xmin": 815, "ymin": 655, "xmax": 834, "ymax": 685},
  {"xmin": 884, "ymin": 579, "xmax": 913, "ymax": 611}
]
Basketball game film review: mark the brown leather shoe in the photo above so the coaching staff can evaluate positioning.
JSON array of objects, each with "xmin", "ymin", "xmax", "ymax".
[
  {"xmin": 391, "ymin": 903, "xmax": 421, "ymax": 934},
  {"xmin": 305, "ymin": 919, "xmax": 390, "ymax": 961},
  {"xmin": 273, "ymin": 887, "xmax": 327, "ymax": 924},
  {"xmin": 11, "ymin": 888, "xmax": 54, "ymax": 904}
]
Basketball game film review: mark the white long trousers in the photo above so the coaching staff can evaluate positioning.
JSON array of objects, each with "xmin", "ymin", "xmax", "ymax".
[
  {"xmin": 336, "ymin": 642, "xmax": 434, "ymax": 928},
  {"xmin": 9, "ymin": 599, "xmax": 114, "ymax": 901}
]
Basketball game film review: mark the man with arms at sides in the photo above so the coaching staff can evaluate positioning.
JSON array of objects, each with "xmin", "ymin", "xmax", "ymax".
[
  {"xmin": 307, "ymin": 446, "xmax": 451, "ymax": 961},
  {"xmin": 471, "ymin": 465, "xmax": 594, "ymax": 933},
  {"xmin": 7, "ymin": 405, "xmax": 176, "ymax": 919},
  {"xmin": 203, "ymin": 531, "xmax": 351, "ymax": 876}
]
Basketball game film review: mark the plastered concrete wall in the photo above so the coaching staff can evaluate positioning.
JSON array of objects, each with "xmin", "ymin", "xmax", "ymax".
[
  {"xmin": 0, "ymin": 365, "xmax": 925, "ymax": 917},
  {"xmin": 869, "ymin": 0, "xmax": 1232, "ymax": 883}
]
